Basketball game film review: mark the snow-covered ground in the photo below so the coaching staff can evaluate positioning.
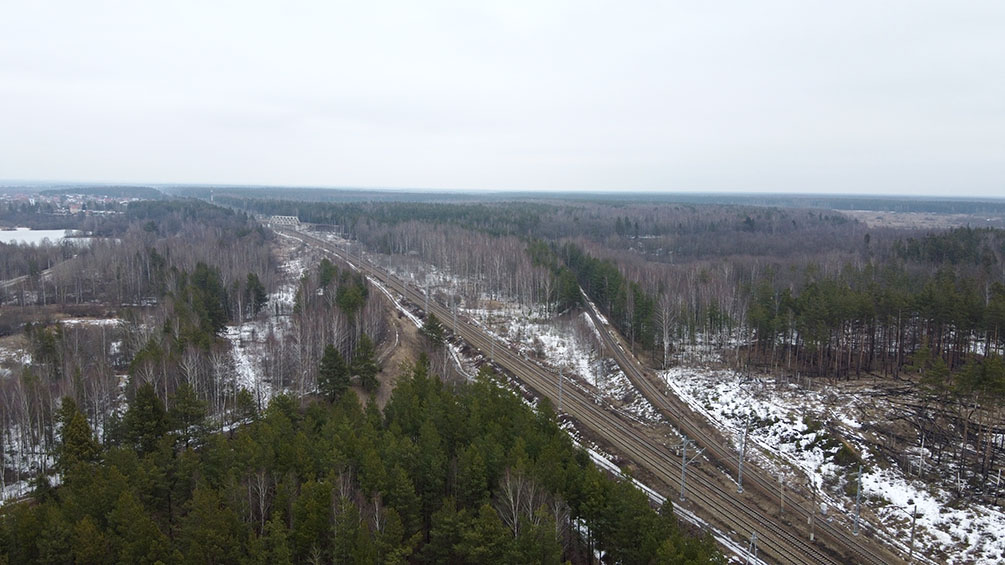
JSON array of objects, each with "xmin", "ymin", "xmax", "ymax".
[
  {"xmin": 57, "ymin": 317, "xmax": 121, "ymax": 327},
  {"xmin": 469, "ymin": 304, "xmax": 667, "ymax": 426},
  {"xmin": 663, "ymin": 366, "xmax": 1005, "ymax": 564},
  {"xmin": 224, "ymin": 319, "xmax": 276, "ymax": 403},
  {"xmin": 0, "ymin": 228, "xmax": 86, "ymax": 245},
  {"xmin": 223, "ymin": 236, "xmax": 304, "ymax": 405},
  {"xmin": 0, "ymin": 340, "xmax": 31, "ymax": 379}
]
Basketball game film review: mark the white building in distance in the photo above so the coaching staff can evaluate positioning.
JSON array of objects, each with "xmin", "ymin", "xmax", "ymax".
[{"xmin": 268, "ymin": 215, "xmax": 301, "ymax": 226}]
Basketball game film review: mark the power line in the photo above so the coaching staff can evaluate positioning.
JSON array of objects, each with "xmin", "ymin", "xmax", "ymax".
[
  {"xmin": 678, "ymin": 436, "xmax": 705, "ymax": 502},
  {"xmin": 738, "ymin": 411, "xmax": 751, "ymax": 494}
]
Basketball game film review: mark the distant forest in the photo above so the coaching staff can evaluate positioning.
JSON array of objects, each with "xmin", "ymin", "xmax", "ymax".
[{"xmin": 149, "ymin": 184, "xmax": 1005, "ymax": 213}]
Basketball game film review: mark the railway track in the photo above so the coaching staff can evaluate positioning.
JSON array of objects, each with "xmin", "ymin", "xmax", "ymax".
[
  {"xmin": 286, "ymin": 228, "xmax": 903, "ymax": 565},
  {"xmin": 580, "ymin": 301, "xmax": 909, "ymax": 565}
]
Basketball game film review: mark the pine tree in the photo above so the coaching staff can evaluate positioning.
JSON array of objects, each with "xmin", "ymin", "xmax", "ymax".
[
  {"xmin": 291, "ymin": 480, "xmax": 333, "ymax": 561},
  {"xmin": 169, "ymin": 382, "xmax": 207, "ymax": 446},
  {"xmin": 122, "ymin": 382, "xmax": 168, "ymax": 455},
  {"xmin": 71, "ymin": 516, "xmax": 109, "ymax": 565},
  {"xmin": 261, "ymin": 511, "xmax": 293, "ymax": 565},
  {"xmin": 177, "ymin": 485, "xmax": 244, "ymax": 564},
  {"xmin": 352, "ymin": 333, "xmax": 380, "ymax": 392},
  {"xmin": 107, "ymin": 490, "xmax": 170, "ymax": 564},
  {"xmin": 422, "ymin": 498, "xmax": 465, "ymax": 563},
  {"xmin": 245, "ymin": 272, "xmax": 268, "ymax": 316},
  {"xmin": 456, "ymin": 445, "xmax": 489, "ymax": 509},
  {"xmin": 56, "ymin": 397, "xmax": 100, "ymax": 476},
  {"xmin": 191, "ymin": 262, "xmax": 229, "ymax": 335},
  {"xmin": 421, "ymin": 314, "xmax": 445, "ymax": 346},
  {"xmin": 456, "ymin": 503, "xmax": 514, "ymax": 564},
  {"xmin": 318, "ymin": 258, "xmax": 337, "ymax": 288},
  {"xmin": 318, "ymin": 344, "xmax": 349, "ymax": 402}
]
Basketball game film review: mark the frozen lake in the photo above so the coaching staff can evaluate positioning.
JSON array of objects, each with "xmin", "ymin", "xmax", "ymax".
[{"xmin": 0, "ymin": 228, "xmax": 88, "ymax": 245}]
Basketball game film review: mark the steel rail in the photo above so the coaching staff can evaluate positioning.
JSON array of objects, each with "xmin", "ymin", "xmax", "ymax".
[
  {"xmin": 287, "ymin": 229, "xmax": 900, "ymax": 565},
  {"xmin": 579, "ymin": 300, "xmax": 907, "ymax": 565}
]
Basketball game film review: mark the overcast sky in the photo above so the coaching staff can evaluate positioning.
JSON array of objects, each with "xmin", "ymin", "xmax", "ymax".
[{"xmin": 1, "ymin": 1, "xmax": 1003, "ymax": 196}]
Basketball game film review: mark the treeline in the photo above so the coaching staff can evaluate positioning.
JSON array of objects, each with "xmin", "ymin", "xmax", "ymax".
[
  {"xmin": 121, "ymin": 248, "xmax": 388, "ymax": 435},
  {"xmin": 545, "ymin": 192, "xmax": 1005, "ymax": 215},
  {"xmin": 893, "ymin": 227, "xmax": 1005, "ymax": 268},
  {"xmin": 1, "ymin": 321, "xmax": 126, "ymax": 493},
  {"xmin": 742, "ymin": 258, "xmax": 1005, "ymax": 484},
  {"xmin": 550, "ymin": 242, "xmax": 738, "ymax": 369},
  {"xmin": 367, "ymin": 222, "xmax": 556, "ymax": 312},
  {"xmin": 219, "ymin": 197, "xmax": 834, "ymax": 362},
  {"xmin": 1, "ymin": 361, "xmax": 722, "ymax": 565},
  {"xmin": 560, "ymin": 226, "xmax": 1005, "ymax": 378},
  {"xmin": 0, "ymin": 240, "xmax": 77, "ymax": 283},
  {"xmin": 219, "ymin": 197, "xmax": 549, "ymax": 238},
  {"xmin": 560, "ymin": 243, "xmax": 656, "ymax": 354},
  {"xmin": 0, "ymin": 262, "xmax": 270, "ymax": 499},
  {"xmin": 219, "ymin": 196, "xmax": 872, "ymax": 261},
  {"xmin": 273, "ymin": 257, "xmax": 389, "ymax": 400},
  {"xmin": 747, "ymin": 264, "xmax": 1005, "ymax": 377},
  {"xmin": 220, "ymin": 196, "xmax": 1005, "ymax": 377},
  {"xmin": 737, "ymin": 227, "xmax": 1004, "ymax": 380},
  {"xmin": 0, "ymin": 200, "xmax": 275, "ymax": 309},
  {"xmin": 122, "ymin": 200, "xmax": 262, "ymax": 238},
  {"xmin": 563, "ymin": 231, "xmax": 1005, "ymax": 486}
]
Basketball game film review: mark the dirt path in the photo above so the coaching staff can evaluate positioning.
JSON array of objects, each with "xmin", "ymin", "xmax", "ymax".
[{"xmin": 366, "ymin": 307, "xmax": 423, "ymax": 409}]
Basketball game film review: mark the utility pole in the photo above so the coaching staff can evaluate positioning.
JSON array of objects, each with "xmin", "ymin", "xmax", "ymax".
[
  {"xmin": 557, "ymin": 368, "xmax": 563, "ymax": 412},
  {"xmin": 779, "ymin": 475, "xmax": 785, "ymax": 514},
  {"xmin": 738, "ymin": 411, "xmax": 751, "ymax": 493},
  {"xmin": 854, "ymin": 464, "xmax": 863, "ymax": 535},
  {"xmin": 680, "ymin": 437, "xmax": 688, "ymax": 501},
  {"xmin": 995, "ymin": 468, "xmax": 1002, "ymax": 505},
  {"xmin": 679, "ymin": 436, "xmax": 704, "ymax": 502},
  {"xmin": 908, "ymin": 505, "xmax": 918, "ymax": 564},
  {"xmin": 809, "ymin": 489, "xmax": 817, "ymax": 542},
  {"xmin": 745, "ymin": 532, "xmax": 758, "ymax": 565}
]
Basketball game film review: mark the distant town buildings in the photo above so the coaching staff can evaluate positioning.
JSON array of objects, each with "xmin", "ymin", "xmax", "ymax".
[{"xmin": 0, "ymin": 191, "xmax": 140, "ymax": 216}]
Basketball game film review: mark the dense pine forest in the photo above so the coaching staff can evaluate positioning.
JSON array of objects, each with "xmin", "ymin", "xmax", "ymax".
[{"xmin": 1, "ymin": 360, "xmax": 721, "ymax": 564}]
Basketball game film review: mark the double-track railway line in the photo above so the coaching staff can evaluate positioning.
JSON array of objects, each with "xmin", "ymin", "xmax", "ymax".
[
  {"xmin": 580, "ymin": 303, "xmax": 909, "ymax": 565},
  {"xmin": 288, "ymin": 228, "xmax": 906, "ymax": 565}
]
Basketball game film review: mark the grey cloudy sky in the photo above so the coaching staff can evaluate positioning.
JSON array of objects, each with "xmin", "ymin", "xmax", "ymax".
[{"xmin": 1, "ymin": 1, "xmax": 1003, "ymax": 196}]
